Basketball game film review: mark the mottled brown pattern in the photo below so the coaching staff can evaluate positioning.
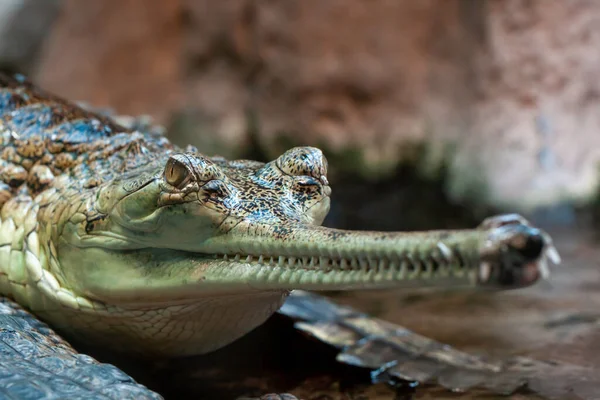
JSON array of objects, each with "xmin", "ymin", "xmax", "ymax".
[{"xmin": 0, "ymin": 73, "xmax": 330, "ymax": 235}]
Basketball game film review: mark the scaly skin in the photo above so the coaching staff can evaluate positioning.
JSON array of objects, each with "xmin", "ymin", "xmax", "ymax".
[{"xmin": 0, "ymin": 73, "xmax": 560, "ymax": 358}]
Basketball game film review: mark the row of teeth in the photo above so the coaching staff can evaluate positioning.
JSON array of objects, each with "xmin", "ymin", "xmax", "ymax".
[{"xmin": 214, "ymin": 243, "xmax": 469, "ymax": 275}]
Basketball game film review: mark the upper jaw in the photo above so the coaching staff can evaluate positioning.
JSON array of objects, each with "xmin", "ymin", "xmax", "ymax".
[{"xmin": 178, "ymin": 215, "xmax": 560, "ymax": 292}]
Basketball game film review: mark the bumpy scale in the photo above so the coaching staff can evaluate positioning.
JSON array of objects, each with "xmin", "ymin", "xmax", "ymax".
[{"xmin": 0, "ymin": 73, "xmax": 560, "ymax": 359}]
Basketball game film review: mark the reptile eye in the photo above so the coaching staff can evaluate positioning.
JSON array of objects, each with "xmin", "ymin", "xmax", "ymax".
[{"xmin": 164, "ymin": 157, "xmax": 190, "ymax": 188}]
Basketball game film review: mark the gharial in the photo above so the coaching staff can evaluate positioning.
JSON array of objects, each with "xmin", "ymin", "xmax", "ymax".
[{"xmin": 0, "ymin": 72, "xmax": 560, "ymax": 399}]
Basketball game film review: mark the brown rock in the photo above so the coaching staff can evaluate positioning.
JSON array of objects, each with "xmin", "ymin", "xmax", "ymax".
[
  {"xmin": 29, "ymin": 0, "xmax": 600, "ymax": 211},
  {"xmin": 448, "ymin": 0, "xmax": 600, "ymax": 210},
  {"xmin": 248, "ymin": 0, "xmax": 600, "ymax": 211},
  {"xmin": 172, "ymin": 0, "xmax": 256, "ymax": 157},
  {"xmin": 252, "ymin": 0, "xmax": 454, "ymax": 169},
  {"xmin": 35, "ymin": 0, "xmax": 182, "ymax": 124}
]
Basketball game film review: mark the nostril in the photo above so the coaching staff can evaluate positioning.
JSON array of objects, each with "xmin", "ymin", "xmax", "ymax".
[{"xmin": 519, "ymin": 231, "xmax": 545, "ymax": 260}]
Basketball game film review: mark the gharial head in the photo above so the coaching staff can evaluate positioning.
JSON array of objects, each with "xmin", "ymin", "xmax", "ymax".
[
  {"xmin": 45, "ymin": 145, "xmax": 559, "ymax": 356},
  {"xmin": 91, "ymin": 146, "xmax": 332, "ymax": 250},
  {"xmin": 58, "ymin": 146, "xmax": 337, "ymax": 302}
]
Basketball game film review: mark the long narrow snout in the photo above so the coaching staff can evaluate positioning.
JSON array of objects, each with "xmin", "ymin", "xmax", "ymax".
[{"xmin": 197, "ymin": 214, "xmax": 560, "ymax": 292}]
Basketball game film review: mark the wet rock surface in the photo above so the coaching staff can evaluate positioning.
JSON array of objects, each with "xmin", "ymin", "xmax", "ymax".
[{"xmin": 0, "ymin": 299, "xmax": 161, "ymax": 400}]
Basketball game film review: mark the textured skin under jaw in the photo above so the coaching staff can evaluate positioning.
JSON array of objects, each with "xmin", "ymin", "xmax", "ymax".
[{"xmin": 0, "ymin": 73, "xmax": 560, "ymax": 358}]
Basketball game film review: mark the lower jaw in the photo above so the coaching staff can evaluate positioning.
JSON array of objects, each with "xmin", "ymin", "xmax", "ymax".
[{"xmin": 93, "ymin": 247, "xmax": 477, "ymax": 306}]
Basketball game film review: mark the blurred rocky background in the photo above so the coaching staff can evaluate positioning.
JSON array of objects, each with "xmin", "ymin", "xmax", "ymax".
[
  {"xmin": 2, "ymin": 0, "xmax": 599, "ymax": 229},
  {"xmin": 4, "ymin": 2, "xmax": 600, "ymax": 399}
]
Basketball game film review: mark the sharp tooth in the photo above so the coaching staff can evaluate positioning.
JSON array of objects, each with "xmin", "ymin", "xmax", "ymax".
[
  {"xmin": 369, "ymin": 258, "xmax": 378, "ymax": 270},
  {"xmin": 258, "ymin": 255, "xmax": 264, "ymax": 264},
  {"xmin": 278, "ymin": 256, "xmax": 286, "ymax": 266},
  {"xmin": 546, "ymin": 246, "xmax": 561, "ymax": 264},
  {"xmin": 437, "ymin": 242, "xmax": 453, "ymax": 260},
  {"xmin": 378, "ymin": 259, "xmax": 387, "ymax": 272},
  {"xmin": 340, "ymin": 259, "xmax": 348, "ymax": 270},
  {"xmin": 400, "ymin": 260, "xmax": 408, "ymax": 274},
  {"xmin": 223, "ymin": 254, "xmax": 228, "ymax": 260},
  {"xmin": 234, "ymin": 254, "xmax": 241, "ymax": 262},
  {"xmin": 319, "ymin": 257, "xmax": 328, "ymax": 268},
  {"xmin": 246, "ymin": 255, "xmax": 253, "ymax": 263},
  {"xmin": 539, "ymin": 259, "xmax": 550, "ymax": 279},
  {"xmin": 359, "ymin": 258, "xmax": 368, "ymax": 270},
  {"xmin": 302, "ymin": 257, "xmax": 309, "ymax": 267},
  {"xmin": 288, "ymin": 257, "xmax": 296, "ymax": 266},
  {"xmin": 269, "ymin": 257, "xmax": 275, "ymax": 265},
  {"xmin": 479, "ymin": 262, "xmax": 491, "ymax": 282},
  {"xmin": 350, "ymin": 258, "xmax": 358, "ymax": 268}
]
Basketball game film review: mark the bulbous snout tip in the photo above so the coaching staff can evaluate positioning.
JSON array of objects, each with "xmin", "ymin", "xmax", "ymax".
[{"xmin": 477, "ymin": 214, "xmax": 561, "ymax": 289}]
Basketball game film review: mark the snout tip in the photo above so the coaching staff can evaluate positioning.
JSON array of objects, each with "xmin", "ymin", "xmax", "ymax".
[{"xmin": 477, "ymin": 214, "xmax": 561, "ymax": 289}]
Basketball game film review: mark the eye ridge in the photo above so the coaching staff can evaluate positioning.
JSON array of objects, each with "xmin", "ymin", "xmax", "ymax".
[
  {"xmin": 200, "ymin": 179, "xmax": 235, "ymax": 204},
  {"xmin": 295, "ymin": 176, "xmax": 320, "ymax": 187},
  {"xmin": 201, "ymin": 179, "xmax": 229, "ymax": 197}
]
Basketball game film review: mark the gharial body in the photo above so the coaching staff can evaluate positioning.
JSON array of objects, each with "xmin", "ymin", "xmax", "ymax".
[{"xmin": 0, "ymin": 73, "xmax": 560, "ymax": 397}]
